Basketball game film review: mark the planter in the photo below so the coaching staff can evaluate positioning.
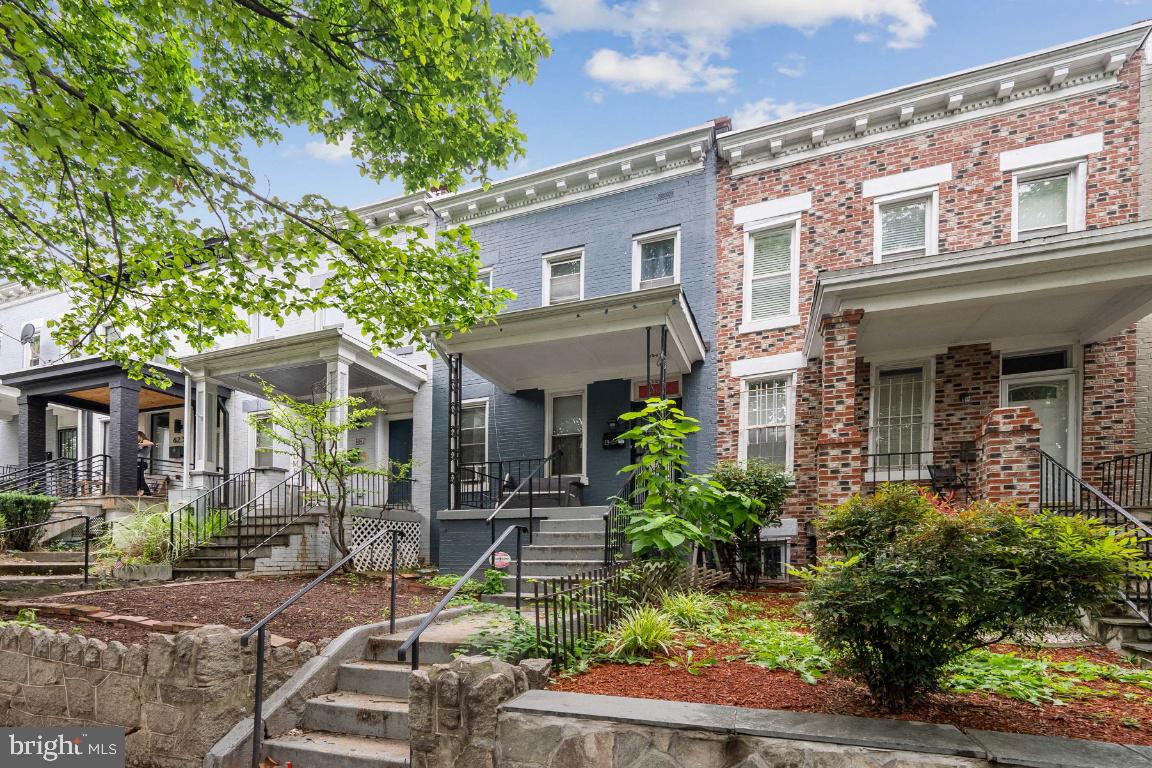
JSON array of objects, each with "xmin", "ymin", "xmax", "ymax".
[{"xmin": 111, "ymin": 563, "xmax": 173, "ymax": 581}]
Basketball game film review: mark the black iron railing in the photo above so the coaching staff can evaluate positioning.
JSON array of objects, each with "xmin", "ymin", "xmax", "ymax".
[
  {"xmin": 345, "ymin": 472, "xmax": 415, "ymax": 511},
  {"xmin": 535, "ymin": 565, "xmax": 625, "ymax": 669},
  {"xmin": 485, "ymin": 449, "xmax": 563, "ymax": 547},
  {"xmin": 460, "ymin": 453, "xmax": 575, "ymax": 509},
  {"xmin": 603, "ymin": 468, "xmax": 640, "ymax": 565},
  {"xmin": 241, "ymin": 528, "xmax": 405, "ymax": 768},
  {"xmin": 168, "ymin": 469, "xmax": 257, "ymax": 561},
  {"xmin": 1037, "ymin": 449, "xmax": 1152, "ymax": 626},
  {"xmin": 398, "ymin": 524, "xmax": 528, "ymax": 670},
  {"xmin": 866, "ymin": 446, "xmax": 978, "ymax": 501},
  {"xmin": 0, "ymin": 514, "xmax": 104, "ymax": 584},
  {"xmin": 1099, "ymin": 450, "xmax": 1152, "ymax": 510},
  {"xmin": 231, "ymin": 469, "xmax": 325, "ymax": 569},
  {"xmin": 0, "ymin": 455, "xmax": 109, "ymax": 498}
]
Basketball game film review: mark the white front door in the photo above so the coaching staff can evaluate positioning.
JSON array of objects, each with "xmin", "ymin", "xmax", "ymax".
[{"xmin": 1003, "ymin": 375, "xmax": 1076, "ymax": 469}]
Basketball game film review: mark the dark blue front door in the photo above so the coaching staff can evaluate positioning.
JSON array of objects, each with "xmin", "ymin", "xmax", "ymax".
[{"xmin": 388, "ymin": 419, "xmax": 413, "ymax": 506}]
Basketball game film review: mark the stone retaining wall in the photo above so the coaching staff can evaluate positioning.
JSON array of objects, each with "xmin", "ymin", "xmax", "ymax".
[{"xmin": 0, "ymin": 624, "xmax": 312, "ymax": 768}]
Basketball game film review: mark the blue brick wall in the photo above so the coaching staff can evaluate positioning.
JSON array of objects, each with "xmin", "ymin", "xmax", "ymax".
[{"xmin": 430, "ymin": 155, "xmax": 718, "ymax": 564}]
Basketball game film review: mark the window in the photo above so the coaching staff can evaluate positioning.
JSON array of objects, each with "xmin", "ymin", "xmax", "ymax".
[
  {"xmin": 22, "ymin": 321, "xmax": 41, "ymax": 367},
  {"xmin": 253, "ymin": 415, "xmax": 274, "ymax": 468},
  {"xmin": 1012, "ymin": 164, "xmax": 1085, "ymax": 241},
  {"xmin": 741, "ymin": 376, "xmax": 793, "ymax": 467},
  {"xmin": 633, "ymin": 228, "xmax": 680, "ymax": 290},
  {"xmin": 743, "ymin": 224, "xmax": 797, "ymax": 329},
  {"xmin": 478, "ymin": 267, "xmax": 493, "ymax": 289},
  {"xmin": 544, "ymin": 250, "xmax": 583, "ymax": 306},
  {"xmin": 877, "ymin": 194, "xmax": 933, "ymax": 260},
  {"xmin": 548, "ymin": 391, "xmax": 584, "ymax": 476},
  {"xmin": 871, "ymin": 365, "xmax": 929, "ymax": 464},
  {"xmin": 1001, "ymin": 349, "xmax": 1070, "ymax": 376},
  {"xmin": 460, "ymin": 400, "xmax": 488, "ymax": 472}
]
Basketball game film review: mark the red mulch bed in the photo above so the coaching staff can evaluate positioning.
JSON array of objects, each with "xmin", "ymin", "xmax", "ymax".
[
  {"xmin": 550, "ymin": 590, "xmax": 1152, "ymax": 746},
  {"xmin": 34, "ymin": 575, "xmax": 446, "ymax": 645}
]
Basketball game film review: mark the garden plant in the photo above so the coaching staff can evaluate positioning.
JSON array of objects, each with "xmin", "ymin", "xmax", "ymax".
[{"xmin": 0, "ymin": 492, "xmax": 58, "ymax": 550}]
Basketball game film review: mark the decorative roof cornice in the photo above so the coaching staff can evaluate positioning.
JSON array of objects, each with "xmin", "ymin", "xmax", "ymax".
[
  {"xmin": 718, "ymin": 22, "xmax": 1152, "ymax": 175},
  {"xmin": 0, "ymin": 283, "xmax": 54, "ymax": 309},
  {"xmin": 430, "ymin": 123, "xmax": 717, "ymax": 226},
  {"xmin": 352, "ymin": 190, "xmax": 435, "ymax": 228}
]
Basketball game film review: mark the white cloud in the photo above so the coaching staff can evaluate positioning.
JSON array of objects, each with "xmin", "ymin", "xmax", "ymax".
[
  {"xmin": 854, "ymin": 31, "xmax": 876, "ymax": 43},
  {"xmin": 775, "ymin": 53, "xmax": 807, "ymax": 79},
  {"xmin": 584, "ymin": 49, "xmax": 737, "ymax": 95},
  {"xmin": 304, "ymin": 135, "xmax": 354, "ymax": 163},
  {"xmin": 536, "ymin": 0, "xmax": 933, "ymax": 92},
  {"xmin": 585, "ymin": 89, "xmax": 605, "ymax": 104},
  {"xmin": 732, "ymin": 98, "xmax": 820, "ymax": 130}
]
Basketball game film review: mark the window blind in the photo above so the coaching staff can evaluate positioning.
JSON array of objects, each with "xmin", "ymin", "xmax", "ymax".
[
  {"xmin": 749, "ymin": 229, "xmax": 793, "ymax": 320},
  {"xmin": 880, "ymin": 198, "xmax": 928, "ymax": 255}
]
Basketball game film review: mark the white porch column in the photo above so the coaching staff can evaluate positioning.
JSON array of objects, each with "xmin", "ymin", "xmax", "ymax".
[
  {"xmin": 189, "ymin": 375, "xmax": 221, "ymax": 491},
  {"xmin": 326, "ymin": 355, "xmax": 352, "ymax": 451}
]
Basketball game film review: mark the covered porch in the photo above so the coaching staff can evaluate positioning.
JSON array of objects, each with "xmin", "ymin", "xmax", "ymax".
[
  {"xmin": 429, "ymin": 284, "xmax": 707, "ymax": 509},
  {"xmin": 805, "ymin": 222, "xmax": 1152, "ymax": 508}
]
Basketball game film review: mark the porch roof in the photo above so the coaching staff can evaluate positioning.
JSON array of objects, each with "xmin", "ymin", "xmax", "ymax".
[
  {"xmin": 179, "ymin": 327, "xmax": 427, "ymax": 399},
  {"xmin": 428, "ymin": 285, "xmax": 706, "ymax": 392},
  {"xmin": 804, "ymin": 222, "xmax": 1152, "ymax": 359},
  {"xmin": 0, "ymin": 358, "xmax": 188, "ymax": 414}
]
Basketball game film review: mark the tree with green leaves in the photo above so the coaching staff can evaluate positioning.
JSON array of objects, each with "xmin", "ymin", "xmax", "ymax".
[{"xmin": 0, "ymin": 1, "xmax": 548, "ymax": 385}]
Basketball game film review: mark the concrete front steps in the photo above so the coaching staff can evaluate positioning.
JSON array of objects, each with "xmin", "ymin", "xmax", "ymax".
[
  {"xmin": 0, "ymin": 551, "xmax": 85, "ymax": 576},
  {"xmin": 171, "ymin": 513, "xmax": 323, "ymax": 578},
  {"xmin": 1084, "ymin": 602, "xmax": 1152, "ymax": 666},
  {"xmin": 262, "ymin": 611, "xmax": 515, "ymax": 768}
]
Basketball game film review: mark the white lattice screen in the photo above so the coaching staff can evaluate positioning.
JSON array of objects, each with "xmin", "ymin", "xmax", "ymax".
[{"xmin": 349, "ymin": 516, "xmax": 422, "ymax": 571}]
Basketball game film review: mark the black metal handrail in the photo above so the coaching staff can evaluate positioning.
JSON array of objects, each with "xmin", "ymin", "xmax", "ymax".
[
  {"xmin": 240, "ymin": 527, "xmax": 405, "ymax": 768},
  {"xmin": 460, "ymin": 452, "xmax": 573, "ymax": 509},
  {"xmin": 1037, "ymin": 449, "xmax": 1152, "ymax": 625},
  {"xmin": 345, "ymin": 472, "xmax": 416, "ymax": 512},
  {"xmin": 1099, "ymin": 450, "xmax": 1152, "ymax": 510},
  {"xmin": 0, "ymin": 455, "xmax": 109, "ymax": 498},
  {"xmin": 0, "ymin": 514, "xmax": 102, "ymax": 584},
  {"xmin": 865, "ymin": 447, "xmax": 978, "ymax": 501},
  {"xmin": 230, "ymin": 468, "xmax": 321, "ymax": 568},
  {"xmin": 603, "ymin": 467, "xmax": 640, "ymax": 566},
  {"xmin": 168, "ymin": 469, "xmax": 257, "ymax": 561},
  {"xmin": 398, "ymin": 524, "xmax": 528, "ymax": 670},
  {"xmin": 485, "ymin": 449, "xmax": 562, "ymax": 547}
]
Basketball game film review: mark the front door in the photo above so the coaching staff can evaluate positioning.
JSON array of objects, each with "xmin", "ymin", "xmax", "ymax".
[
  {"xmin": 1003, "ymin": 376, "xmax": 1074, "ymax": 468},
  {"xmin": 387, "ymin": 418, "xmax": 413, "ymax": 506}
]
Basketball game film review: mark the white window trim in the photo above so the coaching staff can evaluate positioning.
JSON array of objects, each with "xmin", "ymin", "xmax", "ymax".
[
  {"xmin": 478, "ymin": 266, "xmax": 494, "ymax": 289},
  {"xmin": 737, "ymin": 371, "xmax": 796, "ymax": 470},
  {"xmin": 22, "ymin": 319, "xmax": 42, "ymax": 368},
  {"xmin": 250, "ymin": 411, "xmax": 276, "ymax": 469},
  {"xmin": 631, "ymin": 226, "xmax": 681, "ymax": 291},
  {"xmin": 872, "ymin": 187, "xmax": 940, "ymax": 264},
  {"xmin": 861, "ymin": 163, "xmax": 952, "ymax": 199},
  {"xmin": 541, "ymin": 248, "xmax": 584, "ymax": 307},
  {"xmin": 740, "ymin": 214, "xmax": 801, "ymax": 334},
  {"xmin": 999, "ymin": 349, "xmax": 1081, "ymax": 474},
  {"xmin": 1010, "ymin": 160, "xmax": 1087, "ymax": 242},
  {"xmin": 544, "ymin": 387, "xmax": 587, "ymax": 482},
  {"xmin": 867, "ymin": 358, "xmax": 935, "ymax": 482},
  {"xmin": 460, "ymin": 397, "xmax": 490, "ymax": 489}
]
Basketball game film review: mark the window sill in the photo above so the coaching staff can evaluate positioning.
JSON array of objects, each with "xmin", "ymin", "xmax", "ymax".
[{"xmin": 739, "ymin": 315, "xmax": 801, "ymax": 334}]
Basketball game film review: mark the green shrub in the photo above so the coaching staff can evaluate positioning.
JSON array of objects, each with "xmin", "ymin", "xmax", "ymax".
[
  {"xmin": 98, "ymin": 502, "xmax": 172, "ymax": 564},
  {"xmin": 799, "ymin": 483, "xmax": 1150, "ymax": 712},
  {"xmin": 607, "ymin": 606, "xmax": 678, "ymax": 658},
  {"xmin": 710, "ymin": 461, "xmax": 791, "ymax": 586},
  {"xmin": 0, "ymin": 492, "xmax": 58, "ymax": 551},
  {"xmin": 427, "ymin": 569, "xmax": 506, "ymax": 597},
  {"xmin": 660, "ymin": 590, "xmax": 725, "ymax": 629}
]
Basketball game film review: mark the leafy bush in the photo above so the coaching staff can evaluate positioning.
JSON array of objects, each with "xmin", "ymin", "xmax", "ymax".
[
  {"xmin": 98, "ymin": 502, "xmax": 173, "ymax": 564},
  {"xmin": 427, "ymin": 569, "xmax": 506, "ymax": 597},
  {"xmin": 0, "ymin": 492, "xmax": 58, "ymax": 551},
  {"xmin": 710, "ymin": 461, "xmax": 791, "ymax": 586},
  {"xmin": 725, "ymin": 617, "xmax": 834, "ymax": 684},
  {"xmin": 607, "ymin": 606, "xmax": 678, "ymax": 658},
  {"xmin": 799, "ymin": 483, "xmax": 1150, "ymax": 712},
  {"xmin": 660, "ymin": 590, "xmax": 726, "ymax": 629}
]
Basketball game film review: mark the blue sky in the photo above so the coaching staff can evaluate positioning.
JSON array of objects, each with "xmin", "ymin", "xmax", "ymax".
[{"xmin": 246, "ymin": 0, "xmax": 1152, "ymax": 209}]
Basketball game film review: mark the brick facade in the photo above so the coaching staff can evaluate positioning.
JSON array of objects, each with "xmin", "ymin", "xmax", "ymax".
[
  {"xmin": 715, "ymin": 53, "xmax": 1144, "ymax": 551},
  {"xmin": 975, "ymin": 407, "xmax": 1042, "ymax": 506}
]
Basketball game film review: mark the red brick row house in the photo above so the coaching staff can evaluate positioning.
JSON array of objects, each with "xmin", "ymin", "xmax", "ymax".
[{"xmin": 713, "ymin": 22, "xmax": 1152, "ymax": 556}]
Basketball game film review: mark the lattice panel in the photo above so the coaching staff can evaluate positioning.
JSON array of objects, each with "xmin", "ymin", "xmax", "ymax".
[{"xmin": 349, "ymin": 516, "xmax": 421, "ymax": 571}]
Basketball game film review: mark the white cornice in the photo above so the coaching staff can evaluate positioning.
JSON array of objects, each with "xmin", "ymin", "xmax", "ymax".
[
  {"xmin": 351, "ymin": 191, "xmax": 434, "ymax": 228},
  {"xmin": 718, "ymin": 23, "xmax": 1150, "ymax": 173},
  {"xmin": 430, "ymin": 123, "xmax": 716, "ymax": 226}
]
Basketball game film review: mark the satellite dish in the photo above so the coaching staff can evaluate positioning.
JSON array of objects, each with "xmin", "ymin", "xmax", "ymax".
[{"xmin": 19, "ymin": 323, "xmax": 36, "ymax": 344}]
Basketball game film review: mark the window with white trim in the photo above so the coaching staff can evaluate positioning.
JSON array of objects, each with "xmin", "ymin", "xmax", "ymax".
[
  {"xmin": 548, "ymin": 391, "xmax": 584, "ymax": 476},
  {"xmin": 478, "ymin": 267, "xmax": 493, "ymax": 289},
  {"xmin": 741, "ymin": 376, "xmax": 793, "ymax": 467},
  {"xmin": 744, "ymin": 224, "xmax": 797, "ymax": 327},
  {"xmin": 1012, "ymin": 163, "xmax": 1085, "ymax": 241},
  {"xmin": 544, "ymin": 250, "xmax": 583, "ymax": 306},
  {"xmin": 253, "ymin": 414, "xmax": 275, "ymax": 468},
  {"xmin": 871, "ymin": 365, "xmax": 929, "ymax": 464},
  {"xmin": 22, "ymin": 321, "xmax": 41, "ymax": 367},
  {"xmin": 633, "ymin": 228, "xmax": 679, "ymax": 290},
  {"xmin": 876, "ymin": 193, "xmax": 935, "ymax": 260},
  {"xmin": 460, "ymin": 400, "xmax": 488, "ymax": 485}
]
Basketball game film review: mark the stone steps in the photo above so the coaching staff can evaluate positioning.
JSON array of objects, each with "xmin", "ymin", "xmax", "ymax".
[
  {"xmin": 521, "ymin": 544, "xmax": 604, "ymax": 561},
  {"xmin": 9, "ymin": 551, "xmax": 86, "ymax": 562},
  {"xmin": 303, "ymin": 691, "xmax": 411, "ymax": 740},
  {"xmin": 261, "ymin": 731, "xmax": 410, "ymax": 768},
  {"xmin": 530, "ymin": 530, "xmax": 604, "ymax": 546},
  {"xmin": 536, "ymin": 516, "xmax": 606, "ymax": 533},
  {"xmin": 503, "ymin": 559, "xmax": 604, "ymax": 578},
  {"xmin": 337, "ymin": 660, "xmax": 414, "ymax": 697},
  {"xmin": 0, "ymin": 561, "xmax": 84, "ymax": 576}
]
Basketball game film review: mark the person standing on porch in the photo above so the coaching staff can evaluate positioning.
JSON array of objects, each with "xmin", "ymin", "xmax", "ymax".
[{"xmin": 137, "ymin": 431, "xmax": 154, "ymax": 496}]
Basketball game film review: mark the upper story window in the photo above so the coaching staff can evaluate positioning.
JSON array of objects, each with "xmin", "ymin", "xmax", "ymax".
[
  {"xmin": 21, "ymin": 321, "xmax": 41, "ymax": 367},
  {"xmin": 543, "ymin": 249, "xmax": 583, "ymax": 306},
  {"xmin": 1013, "ymin": 167, "xmax": 1083, "ymax": 240},
  {"xmin": 478, "ymin": 267, "xmax": 493, "ymax": 289},
  {"xmin": 742, "ymin": 221, "xmax": 799, "ymax": 331},
  {"xmin": 876, "ymin": 192, "xmax": 937, "ymax": 261},
  {"xmin": 632, "ymin": 227, "xmax": 680, "ymax": 290}
]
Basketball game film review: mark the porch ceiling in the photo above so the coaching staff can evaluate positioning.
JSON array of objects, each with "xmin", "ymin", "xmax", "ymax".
[
  {"xmin": 805, "ymin": 222, "xmax": 1152, "ymax": 359},
  {"xmin": 179, "ymin": 327, "xmax": 426, "ymax": 400},
  {"xmin": 428, "ymin": 285, "xmax": 706, "ymax": 393}
]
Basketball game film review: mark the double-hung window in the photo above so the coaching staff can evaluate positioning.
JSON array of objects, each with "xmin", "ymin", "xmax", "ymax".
[
  {"xmin": 633, "ymin": 228, "xmax": 680, "ymax": 290},
  {"xmin": 253, "ymin": 414, "xmax": 275, "ymax": 468},
  {"xmin": 871, "ymin": 364, "xmax": 930, "ymax": 471},
  {"xmin": 741, "ymin": 376, "xmax": 793, "ymax": 468},
  {"xmin": 544, "ymin": 250, "xmax": 583, "ymax": 306},
  {"xmin": 478, "ymin": 267, "xmax": 494, "ymax": 289},
  {"xmin": 876, "ymin": 193, "xmax": 935, "ymax": 260},
  {"xmin": 548, "ymin": 391, "xmax": 584, "ymax": 476},
  {"xmin": 743, "ymin": 223, "xmax": 798, "ymax": 329},
  {"xmin": 1014, "ymin": 166, "xmax": 1083, "ymax": 240},
  {"xmin": 460, "ymin": 400, "xmax": 488, "ymax": 486}
]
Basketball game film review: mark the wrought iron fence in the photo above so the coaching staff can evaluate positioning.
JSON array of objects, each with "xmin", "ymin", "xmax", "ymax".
[
  {"xmin": 345, "ymin": 472, "xmax": 415, "ymax": 511},
  {"xmin": 865, "ymin": 445, "xmax": 978, "ymax": 501},
  {"xmin": 485, "ymin": 449, "xmax": 563, "ymax": 547},
  {"xmin": 168, "ymin": 469, "xmax": 257, "ymax": 561},
  {"xmin": 534, "ymin": 565, "xmax": 626, "ymax": 669},
  {"xmin": 603, "ymin": 468, "xmax": 640, "ymax": 565},
  {"xmin": 1037, "ymin": 449, "xmax": 1152, "ymax": 626},
  {"xmin": 1098, "ymin": 450, "xmax": 1152, "ymax": 510},
  {"xmin": 458, "ymin": 454, "xmax": 576, "ymax": 509},
  {"xmin": 0, "ymin": 455, "xmax": 109, "ymax": 498}
]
